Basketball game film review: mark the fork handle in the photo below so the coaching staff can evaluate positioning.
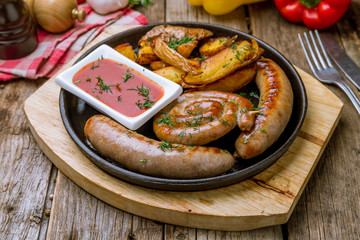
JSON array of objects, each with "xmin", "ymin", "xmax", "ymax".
[{"xmin": 335, "ymin": 79, "xmax": 360, "ymax": 115}]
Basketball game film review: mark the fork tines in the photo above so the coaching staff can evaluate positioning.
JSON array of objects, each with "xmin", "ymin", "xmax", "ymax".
[{"xmin": 298, "ymin": 30, "xmax": 333, "ymax": 72}]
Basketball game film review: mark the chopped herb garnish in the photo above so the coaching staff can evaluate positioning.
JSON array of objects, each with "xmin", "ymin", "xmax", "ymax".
[
  {"xmin": 199, "ymin": 55, "xmax": 206, "ymax": 62},
  {"xmin": 156, "ymin": 113, "xmax": 175, "ymax": 127},
  {"xmin": 125, "ymin": 130, "xmax": 132, "ymax": 138},
  {"xmin": 250, "ymin": 91, "xmax": 259, "ymax": 98},
  {"xmin": 74, "ymin": 80, "xmax": 81, "ymax": 85},
  {"xmin": 223, "ymin": 38, "xmax": 231, "ymax": 45},
  {"xmin": 238, "ymin": 92, "xmax": 247, "ymax": 97},
  {"xmin": 128, "ymin": 83, "xmax": 150, "ymax": 98},
  {"xmin": 122, "ymin": 70, "xmax": 134, "ymax": 83},
  {"xmin": 117, "ymin": 95, "xmax": 122, "ymax": 102},
  {"xmin": 136, "ymin": 99, "xmax": 155, "ymax": 109},
  {"xmin": 241, "ymin": 107, "xmax": 248, "ymax": 113},
  {"xmin": 167, "ymin": 35, "xmax": 194, "ymax": 51},
  {"xmin": 90, "ymin": 56, "xmax": 103, "ymax": 70},
  {"xmin": 260, "ymin": 128, "xmax": 267, "ymax": 133},
  {"xmin": 139, "ymin": 159, "xmax": 147, "ymax": 163},
  {"xmin": 193, "ymin": 126, "xmax": 200, "ymax": 132},
  {"xmin": 95, "ymin": 76, "xmax": 113, "ymax": 93},
  {"xmin": 86, "ymin": 77, "xmax": 91, "ymax": 82},
  {"xmin": 129, "ymin": 83, "xmax": 155, "ymax": 109},
  {"xmin": 178, "ymin": 130, "xmax": 186, "ymax": 137},
  {"xmin": 243, "ymin": 137, "xmax": 249, "ymax": 143},
  {"xmin": 187, "ymin": 105, "xmax": 202, "ymax": 115},
  {"xmin": 221, "ymin": 118, "xmax": 230, "ymax": 126},
  {"xmin": 222, "ymin": 62, "xmax": 230, "ymax": 68},
  {"xmin": 158, "ymin": 141, "xmax": 183, "ymax": 152},
  {"xmin": 184, "ymin": 115, "xmax": 203, "ymax": 127},
  {"xmin": 209, "ymin": 114, "xmax": 215, "ymax": 122},
  {"xmin": 250, "ymin": 100, "xmax": 264, "ymax": 111}
]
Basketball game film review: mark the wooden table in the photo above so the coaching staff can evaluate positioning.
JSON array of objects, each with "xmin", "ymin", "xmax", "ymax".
[{"xmin": 1, "ymin": 0, "xmax": 359, "ymax": 239}]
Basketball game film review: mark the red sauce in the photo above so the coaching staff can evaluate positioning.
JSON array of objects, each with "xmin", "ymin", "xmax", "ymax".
[{"xmin": 72, "ymin": 58, "xmax": 164, "ymax": 117}]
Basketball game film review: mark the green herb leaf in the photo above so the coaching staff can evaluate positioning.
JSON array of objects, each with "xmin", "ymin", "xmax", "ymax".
[
  {"xmin": 156, "ymin": 114, "xmax": 175, "ymax": 127},
  {"xmin": 129, "ymin": 0, "xmax": 153, "ymax": 8},
  {"xmin": 158, "ymin": 141, "xmax": 183, "ymax": 152},
  {"xmin": 95, "ymin": 76, "xmax": 113, "ymax": 93},
  {"xmin": 222, "ymin": 62, "xmax": 230, "ymax": 68},
  {"xmin": 178, "ymin": 130, "xmax": 186, "ymax": 137},
  {"xmin": 136, "ymin": 99, "xmax": 155, "ymax": 109},
  {"xmin": 250, "ymin": 91, "xmax": 259, "ymax": 98},
  {"xmin": 221, "ymin": 118, "xmax": 230, "ymax": 126},
  {"xmin": 199, "ymin": 55, "xmax": 206, "ymax": 62},
  {"xmin": 122, "ymin": 68, "xmax": 134, "ymax": 83},
  {"xmin": 167, "ymin": 35, "xmax": 194, "ymax": 51},
  {"xmin": 128, "ymin": 84, "xmax": 150, "ymax": 98}
]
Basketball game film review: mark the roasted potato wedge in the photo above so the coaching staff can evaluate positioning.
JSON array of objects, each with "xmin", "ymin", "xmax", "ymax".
[
  {"xmin": 150, "ymin": 61, "xmax": 169, "ymax": 70},
  {"xmin": 199, "ymin": 36, "xmax": 237, "ymax": 56},
  {"xmin": 176, "ymin": 40, "xmax": 198, "ymax": 58},
  {"xmin": 153, "ymin": 66, "xmax": 186, "ymax": 84},
  {"xmin": 154, "ymin": 37, "xmax": 201, "ymax": 75},
  {"xmin": 184, "ymin": 39, "xmax": 263, "ymax": 85},
  {"xmin": 114, "ymin": 43, "xmax": 137, "ymax": 61},
  {"xmin": 194, "ymin": 65, "xmax": 256, "ymax": 92},
  {"xmin": 139, "ymin": 25, "xmax": 213, "ymax": 45},
  {"xmin": 136, "ymin": 41, "xmax": 159, "ymax": 65}
]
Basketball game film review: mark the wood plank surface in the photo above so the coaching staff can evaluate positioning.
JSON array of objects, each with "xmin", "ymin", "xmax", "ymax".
[
  {"xmin": 24, "ymin": 13, "xmax": 342, "ymax": 236},
  {"xmin": 0, "ymin": 0, "xmax": 359, "ymax": 239},
  {"xmin": 0, "ymin": 79, "xmax": 53, "ymax": 240},
  {"xmin": 249, "ymin": 1, "xmax": 360, "ymax": 240}
]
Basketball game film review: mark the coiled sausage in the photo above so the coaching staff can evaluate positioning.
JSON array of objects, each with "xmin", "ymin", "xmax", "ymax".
[{"xmin": 153, "ymin": 91, "xmax": 255, "ymax": 146}]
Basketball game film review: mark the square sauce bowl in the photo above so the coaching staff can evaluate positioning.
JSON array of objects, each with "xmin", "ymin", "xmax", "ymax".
[{"xmin": 55, "ymin": 44, "xmax": 183, "ymax": 130}]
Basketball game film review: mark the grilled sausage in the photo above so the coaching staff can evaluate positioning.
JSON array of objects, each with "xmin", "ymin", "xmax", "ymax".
[
  {"xmin": 153, "ymin": 91, "xmax": 255, "ymax": 146},
  {"xmin": 235, "ymin": 58, "xmax": 294, "ymax": 159},
  {"xmin": 84, "ymin": 115, "xmax": 234, "ymax": 179}
]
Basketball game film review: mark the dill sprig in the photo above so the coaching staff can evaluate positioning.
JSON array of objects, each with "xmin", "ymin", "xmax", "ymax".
[{"xmin": 167, "ymin": 35, "xmax": 194, "ymax": 51}]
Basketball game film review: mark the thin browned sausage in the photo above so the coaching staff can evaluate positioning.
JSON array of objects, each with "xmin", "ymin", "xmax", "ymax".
[
  {"xmin": 84, "ymin": 115, "xmax": 234, "ymax": 179},
  {"xmin": 235, "ymin": 58, "xmax": 294, "ymax": 159}
]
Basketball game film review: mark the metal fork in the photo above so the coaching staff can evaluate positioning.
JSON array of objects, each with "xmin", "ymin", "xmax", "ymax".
[{"xmin": 298, "ymin": 30, "xmax": 360, "ymax": 115}]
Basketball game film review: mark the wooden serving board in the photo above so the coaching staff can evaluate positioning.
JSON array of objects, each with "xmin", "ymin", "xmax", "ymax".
[{"xmin": 23, "ymin": 25, "xmax": 343, "ymax": 231}]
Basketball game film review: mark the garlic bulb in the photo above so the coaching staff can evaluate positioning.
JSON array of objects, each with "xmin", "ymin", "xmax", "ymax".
[{"xmin": 87, "ymin": 0, "xmax": 129, "ymax": 15}]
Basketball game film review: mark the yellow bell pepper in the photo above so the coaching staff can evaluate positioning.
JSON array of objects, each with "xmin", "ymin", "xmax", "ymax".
[{"xmin": 188, "ymin": 0, "xmax": 266, "ymax": 15}]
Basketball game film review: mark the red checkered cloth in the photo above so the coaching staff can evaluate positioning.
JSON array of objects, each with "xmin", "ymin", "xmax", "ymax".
[{"xmin": 0, "ymin": 6, "xmax": 148, "ymax": 81}]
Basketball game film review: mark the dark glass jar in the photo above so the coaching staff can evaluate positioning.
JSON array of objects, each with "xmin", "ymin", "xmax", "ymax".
[{"xmin": 0, "ymin": 0, "xmax": 38, "ymax": 59}]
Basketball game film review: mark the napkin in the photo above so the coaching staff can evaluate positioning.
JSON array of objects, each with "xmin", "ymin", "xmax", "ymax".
[{"xmin": 0, "ymin": 6, "xmax": 148, "ymax": 81}]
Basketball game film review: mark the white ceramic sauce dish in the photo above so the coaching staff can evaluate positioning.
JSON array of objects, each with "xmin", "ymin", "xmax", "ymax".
[{"xmin": 55, "ymin": 44, "xmax": 183, "ymax": 130}]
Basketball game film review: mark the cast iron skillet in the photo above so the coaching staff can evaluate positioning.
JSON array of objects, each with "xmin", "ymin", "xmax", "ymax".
[{"xmin": 59, "ymin": 22, "xmax": 307, "ymax": 191}]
